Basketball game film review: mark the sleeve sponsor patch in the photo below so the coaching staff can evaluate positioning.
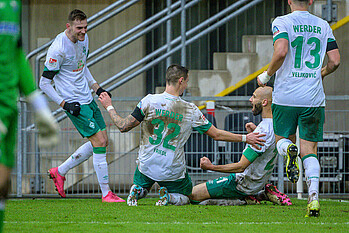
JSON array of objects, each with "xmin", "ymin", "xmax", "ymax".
[
  {"xmin": 48, "ymin": 58, "xmax": 58, "ymax": 69},
  {"xmin": 272, "ymin": 26, "xmax": 280, "ymax": 36}
]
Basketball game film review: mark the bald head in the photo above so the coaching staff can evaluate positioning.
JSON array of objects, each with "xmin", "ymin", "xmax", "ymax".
[
  {"xmin": 255, "ymin": 86, "xmax": 273, "ymax": 103},
  {"xmin": 250, "ymin": 86, "xmax": 273, "ymax": 117}
]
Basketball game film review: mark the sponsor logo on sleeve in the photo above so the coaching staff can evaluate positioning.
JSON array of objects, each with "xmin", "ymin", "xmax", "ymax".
[
  {"xmin": 272, "ymin": 26, "xmax": 280, "ymax": 36},
  {"xmin": 48, "ymin": 58, "xmax": 58, "ymax": 69}
]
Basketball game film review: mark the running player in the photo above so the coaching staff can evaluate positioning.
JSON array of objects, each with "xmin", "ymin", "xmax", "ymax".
[
  {"xmin": 39, "ymin": 9, "xmax": 124, "ymax": 202},
  {"xmin": 190, "ymin": 87, "xmax": 292, "ymax": 206},
  {"xmin": 257, "ymin": 0, "xmax": 340, "ymax": 217},
  {"xmin": 99, "ymin": 64, "xmax": 265, "ymax": 206}
]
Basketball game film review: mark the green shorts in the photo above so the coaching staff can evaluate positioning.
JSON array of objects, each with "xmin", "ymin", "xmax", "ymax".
[
  {"xmin": 133, "ymin": 167, "xmax": 193, "ymax": 196},
  {"xmin": 206, "ymin": 174, "xmax": 247, "ymax": 199},
  {"xmin": 272, "ymin": 104, "xmax": 325, "ymax": 142},
  {"xmin": 66, "ymin": 100, "xmax": 106, "ymax": 138},
  {"xmin": 0, "ymin": 103, "xmax": 17, "ymax": 168}
]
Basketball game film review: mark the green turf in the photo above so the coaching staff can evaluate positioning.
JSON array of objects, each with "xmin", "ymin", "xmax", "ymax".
[{"xmin": 3, "ymin": 198, "xmax": 349, "ymax": 232}]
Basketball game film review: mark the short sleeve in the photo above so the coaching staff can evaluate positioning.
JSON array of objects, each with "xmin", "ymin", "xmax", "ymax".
[
  {"xmin": 326, "ymin": 22, "xmax": 336, "ymax": 43},
  {"xmin": 44, "ymin": 44, "xmax": 63, "ymax": 72},
  {"xmin": 272, "ymin": 17, "xmax": 289, "ymax": 44},
  {"xmin": 192, "ymin": 106, "xmax": 212, "ymax": 134},
  {"xmin": 136, "ymin": 94, "xmax": 151, "ymax": 118}
]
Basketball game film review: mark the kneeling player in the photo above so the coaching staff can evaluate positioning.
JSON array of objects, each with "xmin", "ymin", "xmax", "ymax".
[
  {"xmin": 190, "ymin": 87, "xmax": 291, "ymax": 206},
  {"xmin": 99, "ymin": 64, "xmax": 265, "ymax": 206}
]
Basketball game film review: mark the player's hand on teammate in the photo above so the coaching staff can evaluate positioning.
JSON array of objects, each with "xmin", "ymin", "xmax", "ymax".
[
  {"xmin": 98, "ymin": 92, "xmax": 113, "ymax": 110},
  {"xmin": 35, "ymin": 109, "xmax": 60, "ymax": 149},
  {"xmin": 200, "ymin": 157, "xmax": 213, "ymax": 170},
  {"xmin": 246, "ymin": 132, "xmax": 266, "ymax": 150},
  {"xmin": 245, "ymin": 122, "xmax": 257, "ymax": 133},
  {"xmin": 63, "ymin": 102, "xmax": 81, "ymax": 117},
  {"xmin": 96, "ymin": 87, "xmax": 112, "ymax": 98}
]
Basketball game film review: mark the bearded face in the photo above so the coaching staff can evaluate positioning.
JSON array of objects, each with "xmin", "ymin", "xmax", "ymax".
[{"xmin": 252, "ymin": 101, "xmax": 263, "ymax": 116}]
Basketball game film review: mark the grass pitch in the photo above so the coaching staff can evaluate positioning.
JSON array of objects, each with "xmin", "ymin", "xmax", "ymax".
[{"xmin": 3, "ymin": 197, "xmax": 349, "ymax": 232}]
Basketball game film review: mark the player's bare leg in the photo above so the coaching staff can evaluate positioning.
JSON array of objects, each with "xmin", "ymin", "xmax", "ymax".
[{"xmin": 190, "ymin": 183, "xmax": 211, "ymax": 202}]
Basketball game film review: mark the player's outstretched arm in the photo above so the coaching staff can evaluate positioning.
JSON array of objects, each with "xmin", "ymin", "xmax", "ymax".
[
  {"xmin": 98, "ymin": 92, "xmax": 140, "ymax": 132},
  {"xmin": 200, "ymin": 156, "xmax": 251, "ymax": 173},
  {"xmin": 205, "ymin": 125, "xmax": 265, "ymax": 148}
]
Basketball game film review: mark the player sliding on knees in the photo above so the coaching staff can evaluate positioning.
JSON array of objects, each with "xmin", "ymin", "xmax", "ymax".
[
  {"xmin": 190, "ymin": 87, "xmax": 292, "ymax": 206},
  {"xmin": 99, "ymin": 64, "xmax": 265, "ymax": 206}
]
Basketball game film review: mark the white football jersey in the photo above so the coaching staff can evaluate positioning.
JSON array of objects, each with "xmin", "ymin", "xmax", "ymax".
[
  {"xmin": 272, "ymin": 11, "xmax": 336, "ymax": 107},
  {"xmin": 236, "ymin": 118, "xmax": 277, "ymax": 195},
  {"xmin": 44, "ymin": 31, "xmax": 93, "ymax": 104},
  {"xmin": 137, "ymin": 92, "xmax": 212, "ymax": 181}
]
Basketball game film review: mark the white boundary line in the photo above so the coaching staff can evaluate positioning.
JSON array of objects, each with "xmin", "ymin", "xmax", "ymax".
[{"xmin": 4, "ymin": 221, "xmax": 349, "ymax": 225}]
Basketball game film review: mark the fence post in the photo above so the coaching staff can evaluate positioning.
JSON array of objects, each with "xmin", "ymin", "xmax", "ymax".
[
  {"xmin": 296, "ymin": 127, "xmax": 303, "ymax": 199},
  {"xmin": 16, "ymin": 101, "xmax": 23, "ymax": 197}
]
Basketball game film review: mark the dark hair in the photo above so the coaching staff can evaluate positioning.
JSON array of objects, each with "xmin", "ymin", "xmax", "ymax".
[
  {"xmin": 166, "ymin": 64, "xmax": 189, "ymax": 85},
  {"xmin": 68, "ymin": 9, "xmax": 87, "ymax": 22}
]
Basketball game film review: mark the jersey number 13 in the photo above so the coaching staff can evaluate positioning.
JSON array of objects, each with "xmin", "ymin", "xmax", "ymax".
[{"xmin": 291, "ymin": 36, "xmax": 321, "ymax": 69}]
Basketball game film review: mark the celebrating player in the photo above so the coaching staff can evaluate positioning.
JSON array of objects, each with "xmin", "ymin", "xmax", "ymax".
[
  {"xmin": 190, "ymin": 87, "xmax": 292, "ymax": 206},
  {"xmin": 257, "ymin": 0, "xmax": 340, "ymax": 217},
  {"xmin": 99, "ymin": 64, "xmax": 265, "ymax": 206},
  {"xmin": 0, "ymin": 0, "xmax": 60, "ymax": 231},
  {"xmin": 39, "ymin": 9, "xmax": 124, "ymax": 202}
]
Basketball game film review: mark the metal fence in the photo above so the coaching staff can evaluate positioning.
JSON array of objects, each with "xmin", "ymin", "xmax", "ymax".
[{"xmin": 10, "ymin": 97, "xmax": 349, "ymax": 199}]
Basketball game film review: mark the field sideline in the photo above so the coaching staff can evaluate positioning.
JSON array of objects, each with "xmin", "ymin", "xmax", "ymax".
[{"xmin": 3, "ymin": 198, "xmax": 349, "ymax": 232}]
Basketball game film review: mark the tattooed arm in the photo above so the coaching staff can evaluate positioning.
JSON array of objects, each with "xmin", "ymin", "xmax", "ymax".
[{"xmin": 98, "ymin": 92, "xmax": 141, "ymax": 132}]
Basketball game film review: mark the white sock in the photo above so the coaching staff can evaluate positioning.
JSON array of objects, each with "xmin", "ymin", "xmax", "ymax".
[
  {"xmin": 58, "ymin": 142, "xmax": 93, "ymax": 176},
  {"xmin": 93, "ymin": 150, "xmax": 111, "ymax": 197},
  {"xmin": 303, "ymin": 155, "xmax": 320, "ymax": 202},
  {"xmin": 168, "ymin": 193, "xmax": 190, "ymax": 206},
  {"xmin": 276, "ymin": 138, "xmax": 293, "ymax": 157}
]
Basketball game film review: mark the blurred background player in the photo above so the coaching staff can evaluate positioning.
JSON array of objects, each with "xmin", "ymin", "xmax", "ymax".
[
  {"xmin": 190, "ymin": 87, "xmax": 291, "ymax": 206},
  {"xmin": 39, "ymin": 9, "xmax": 124, "ymax": 202},
  {"xmin": 99, "ymin": 64, "xmax": 265, "ymax": 206},
  {"xmin": 257, "ymin": 0, "xmax": 340, "ymax": 217},
  {"xmin": 0, "ymin": 0, "xmax": 59, "ymax": 231}
]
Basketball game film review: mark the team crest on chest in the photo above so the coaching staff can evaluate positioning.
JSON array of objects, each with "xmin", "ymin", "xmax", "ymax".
[{"xmin": 73, "ymin": 60, "xmax": 85, "ymax": 72}]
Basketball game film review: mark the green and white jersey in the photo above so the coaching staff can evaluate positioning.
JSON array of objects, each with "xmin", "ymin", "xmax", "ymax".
[
  {"xmin": 137, "ymin": 92, "xmax": 212, "ymax": 181},
  {"xmin": 272, "ymin": 11, "xmax": 336, "ymax": 107},
  {"xmin": 44, "ymin": 31, "xmax": 93, "ymax": 104},
  {"xmin": 236, "ymin": 118, "xmax": 277, "ymax": 195}
]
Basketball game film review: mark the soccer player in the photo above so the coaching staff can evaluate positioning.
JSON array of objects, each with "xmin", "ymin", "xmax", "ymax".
[
  {"xmin": 39, "ymin": 9, "xmax": 124, "ymax": 202},
  {"xmin": 0, "ymin": 0, "xmax": 60, "ymax": 231},
  {"xmin": 98, "ymin": 64, "xmax": 265, "ymax": 206},
  {"xmin": 257, "ymin": 0, "xmax": 340, "ymax": 217},
  {"xmin": 190, "ymin": 87, "xmax": 292, "ymax": 206}
]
